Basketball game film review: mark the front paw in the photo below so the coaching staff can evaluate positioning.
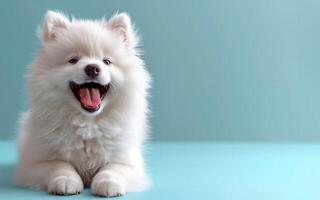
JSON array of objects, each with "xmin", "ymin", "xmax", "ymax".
[
  {"xmin": 48, "ymin": 176, "xmax": 83, "ymax": 195},
  {"xmin": 91, "ymin": 175, "xmax": 126, "ymax": 197}
]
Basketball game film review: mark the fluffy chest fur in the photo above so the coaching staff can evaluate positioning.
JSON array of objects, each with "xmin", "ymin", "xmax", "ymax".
[
  {"xmin": 40, "ymin": 115, "xmax": 126, "ymax": 185},
  {"xmin": 53, "ymin": 115, "xmax": 121, "ymax": 155}
]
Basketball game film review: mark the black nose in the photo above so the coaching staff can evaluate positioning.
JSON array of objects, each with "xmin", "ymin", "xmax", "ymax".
[{"xmin": 84, "ymin": 64, "xmax": 100, "ymax": 79}]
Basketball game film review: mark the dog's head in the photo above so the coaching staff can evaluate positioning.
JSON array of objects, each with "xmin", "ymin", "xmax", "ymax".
[{"xmin": 30, "ymin": 11, "xmax": 148, "ymax": 116}]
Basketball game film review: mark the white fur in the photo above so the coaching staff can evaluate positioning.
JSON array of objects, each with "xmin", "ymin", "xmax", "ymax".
[{"xmin": 14, "ymin": 11, "xmax": 151, "ymax": 197}]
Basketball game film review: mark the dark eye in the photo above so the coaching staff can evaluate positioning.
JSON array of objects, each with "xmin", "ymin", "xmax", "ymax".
[
  {"xmin": 68, "ymin": 57, "xmax": 79, "ymax": 64},
  {"xmin": 103, "ymin": 59, "xmax": 112, "ymax": 65}
]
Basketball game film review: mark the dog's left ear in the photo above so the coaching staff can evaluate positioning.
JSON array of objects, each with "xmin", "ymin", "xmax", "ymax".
[
  {"xmin": 106, "ymin": 13, "xmax": 138, "ymax": 48},
  {"xmin": 39, "ymin": 10, "xmax": 70, "ymax": 42}
]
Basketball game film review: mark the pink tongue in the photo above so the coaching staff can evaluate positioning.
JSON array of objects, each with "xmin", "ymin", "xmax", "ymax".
[{"xmin": 79, "ymin": 88, "xmax": 101, "ymax": 108}]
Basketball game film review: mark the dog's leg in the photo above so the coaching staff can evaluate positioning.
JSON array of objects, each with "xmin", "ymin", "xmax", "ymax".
[
  {"xmin": 91, "ymin": 148, "xmax": 149, "ymax": 197},
  {"xmin": 15, "ymin": 160, "xmax": 83, "ymax": 195},
  {"xmin": 92, "ymin": 161, "xmax": 149, "ymax": 197},
  {"xmin": 91, "ymin": 163, "xmax": 129, "ymax": 197},
  {"xmin": 91, "ymin": 160, "xmax": 149, "ymax": 197}
]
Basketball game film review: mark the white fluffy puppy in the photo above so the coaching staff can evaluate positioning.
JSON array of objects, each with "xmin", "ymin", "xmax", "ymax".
[{"xmin": 14, "ymin": 11, "xmax": 151, "ymax": 197}]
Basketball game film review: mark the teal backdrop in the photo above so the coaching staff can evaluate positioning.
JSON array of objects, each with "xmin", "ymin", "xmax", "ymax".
[{"xmin": 1, "ymin": 0, "xmax": 320, "ymax": 141}]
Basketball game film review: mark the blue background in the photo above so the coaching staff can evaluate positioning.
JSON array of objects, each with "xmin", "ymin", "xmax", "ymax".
[{"xmin": 1, "ymin": 0, "xmax": 320, "ymax": 141}]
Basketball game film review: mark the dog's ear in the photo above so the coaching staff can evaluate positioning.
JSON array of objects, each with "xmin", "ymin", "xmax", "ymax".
[
  {"xmin": 106, "ymin": 13, "xmax": 138, "ymax": 48},
  {"xmin": 39, "ymin": 10, "xmax": 70, "ymax": 42}
]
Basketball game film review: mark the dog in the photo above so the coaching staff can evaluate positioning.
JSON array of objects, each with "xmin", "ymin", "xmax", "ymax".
[{"xmin": 14, "ymin": 10, "xmax": 151, "ymax": 197}]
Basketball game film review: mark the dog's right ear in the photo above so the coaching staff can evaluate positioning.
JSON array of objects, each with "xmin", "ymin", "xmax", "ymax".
[{"xmin": 38, "ymin": 10, "xmax": 70, "ymax": 42}]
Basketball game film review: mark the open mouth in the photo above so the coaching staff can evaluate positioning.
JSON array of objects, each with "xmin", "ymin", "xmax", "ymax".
[{"xmin": 69, "ymin": 81, "xmax": 110, "ymax": 113}]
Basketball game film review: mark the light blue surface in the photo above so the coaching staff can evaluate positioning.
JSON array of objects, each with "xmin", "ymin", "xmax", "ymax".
[
  {"xmin": 2, "ymin": 1, "xmax": 320, "ymax": 141},
  {"xmin": 1, "ymin": 140, "xmax": 320, "ymax": 200}
]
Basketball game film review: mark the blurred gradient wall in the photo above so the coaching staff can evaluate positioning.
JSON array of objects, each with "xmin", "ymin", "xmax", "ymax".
[{"xmin": 1, "ymin": 0, "xmax": 320, "ymax": 141}]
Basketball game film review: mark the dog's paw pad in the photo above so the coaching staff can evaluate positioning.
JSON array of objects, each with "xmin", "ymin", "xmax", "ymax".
[
  {"xmin": 48, "ymin": 176, "xmax": 83, "ymax": 195},
  {"xmin": 91, "ymin": 178, "xmax": 126, "ymax": 197}
]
